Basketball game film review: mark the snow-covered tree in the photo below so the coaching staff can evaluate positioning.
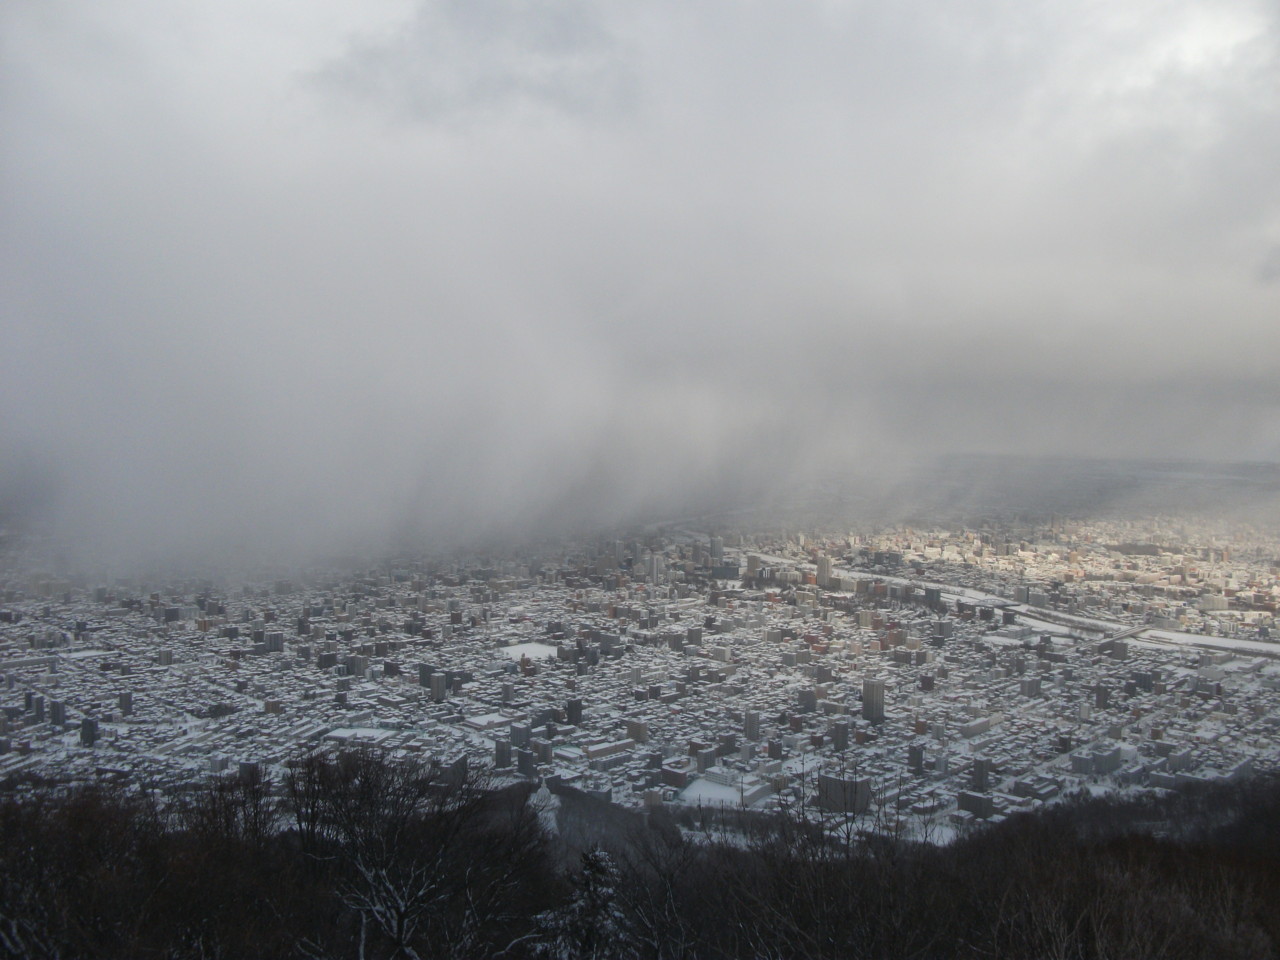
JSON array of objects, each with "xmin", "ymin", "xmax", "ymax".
[{"xmin": 533, "ymin": 848, "xmax": 636, "ymax": 960}]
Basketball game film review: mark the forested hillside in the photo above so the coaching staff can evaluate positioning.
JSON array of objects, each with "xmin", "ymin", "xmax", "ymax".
[{"xmin": 2, "ymin": 756, "xmax": 1276, "ymax": 959}]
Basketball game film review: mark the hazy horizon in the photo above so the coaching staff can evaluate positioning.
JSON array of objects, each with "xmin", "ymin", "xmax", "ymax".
[{"xmin": 4, "ymin": 0, "xmax": 1279, "ymax": 566}]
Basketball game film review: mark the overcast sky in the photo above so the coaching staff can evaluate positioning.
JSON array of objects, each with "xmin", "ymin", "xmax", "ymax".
[{"xmin": 3, "ymin": 0, "xmax": 1279, "ymax": 565}]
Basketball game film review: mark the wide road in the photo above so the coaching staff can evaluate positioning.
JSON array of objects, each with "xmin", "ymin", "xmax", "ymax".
[{"xmin": 745, "ymin": 551, "xmax": 1279, "ymax": 657}]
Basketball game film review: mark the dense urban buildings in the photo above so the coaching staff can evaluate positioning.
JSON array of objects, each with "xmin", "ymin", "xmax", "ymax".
[{"xmin": 3, "ymin": 513, "xmax": 1277, "ymax": 842}]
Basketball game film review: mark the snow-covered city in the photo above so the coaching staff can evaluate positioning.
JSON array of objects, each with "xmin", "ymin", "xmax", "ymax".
[{"xmin": 5, "ymin": 515, "xmax": 1278, "ymax": 843}]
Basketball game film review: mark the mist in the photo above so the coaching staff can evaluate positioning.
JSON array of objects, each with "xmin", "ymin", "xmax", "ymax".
[{"xmin": 3, "ymin": 0, "xmax": 1279, "ymax": 569}]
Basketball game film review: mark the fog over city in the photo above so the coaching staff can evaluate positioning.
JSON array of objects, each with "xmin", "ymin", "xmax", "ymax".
[{"xmin": 3, "ymin": 0, "xmax": 1279, "ymax": 565}]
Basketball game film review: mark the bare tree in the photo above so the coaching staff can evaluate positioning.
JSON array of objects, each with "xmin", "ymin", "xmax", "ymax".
[{"xmin": 285, "ymin": 749, "xmax": 551, "ymax": 960}]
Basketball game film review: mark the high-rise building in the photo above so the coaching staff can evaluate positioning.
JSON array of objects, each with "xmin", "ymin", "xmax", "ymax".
[
  {"xmin": 816, "ymin": 556, "xmax": 832, "ymax": 589},
  {"xmin": 908, "ymin": 742, "xmax": 925, "ymax": 774},
  {"xmin": 862, "ymin": 678, "xmax": 885, "ymax": 723},
  {"xmin": 971, "ymin": 757, "xmax": 992, "ymax": 792},
  {"xmin": 494, "ymin": 740, "xmax": 512, "ymax": 768},
  {"xmin": 830, "ymin": 719, "xmax": 850, "ymax": 752},
  {"xmin": 817, "ymin": 773, "xmax": 871, "ymax": 813},
  {"xmin": 517, "ymin": 748, "xmax": 537, "ymax": 778}
]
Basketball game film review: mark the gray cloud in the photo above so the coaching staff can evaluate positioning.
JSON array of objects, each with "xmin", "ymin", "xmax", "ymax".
[
  {"xmin": 2, "ymin": 0, "xmax": 1278, "ymax": 570},
  {"xmin": 319, "ymin": 0, "xmax": 637, "ymax": 122},
  {"xmin": 1259, "ymin": 245, "xmax": 1280, "ymax": 283}
]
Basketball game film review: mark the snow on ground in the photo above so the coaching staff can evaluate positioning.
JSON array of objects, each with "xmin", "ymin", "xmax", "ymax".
[
  {"xmin": 1134, "ymin": 631, "xmax": 1280, "ymax": 658},
  {"xmin": 679, "ymin": 778, "xmax": 744, "ymax": 806},
  {"xmin": 1010, "ymin": 614, "xmax": 1087, "ymax": 638},
  {"xmin": 323, "ymin": 727, "xmax": 395, "ymax": 745},
  {"xmin": 501, "ymin": 642, "xmax": 559, "ymax": 661}
]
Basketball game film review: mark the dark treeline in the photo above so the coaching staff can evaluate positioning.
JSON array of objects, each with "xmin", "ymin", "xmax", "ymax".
[{"xmin": 2, "ymin": 754, "xmax": 1278, "ymax": 959}]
